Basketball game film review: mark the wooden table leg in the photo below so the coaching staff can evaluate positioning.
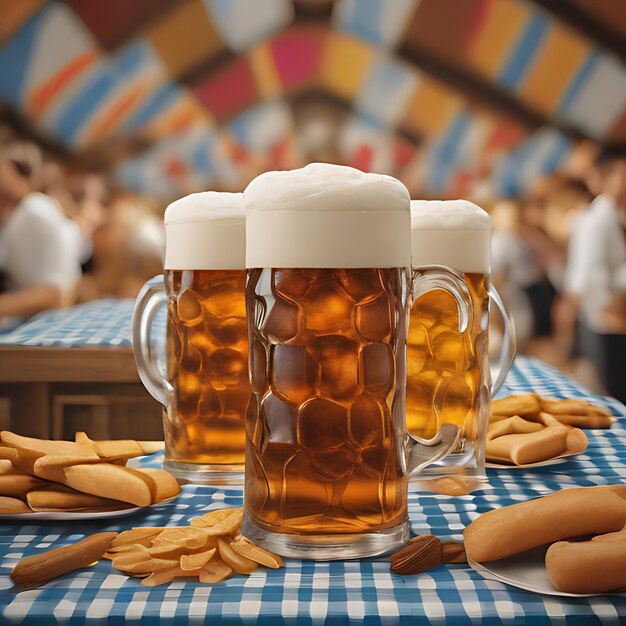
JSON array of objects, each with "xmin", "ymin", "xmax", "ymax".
[{"xmin": 0, "ymin": 382, "xmax": 50, "ymax": 437}]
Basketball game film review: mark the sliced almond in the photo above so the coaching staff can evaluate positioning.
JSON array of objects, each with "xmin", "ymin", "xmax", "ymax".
[
  {"xmin": 151, "ymin": 527, "xmax": 210, "ymax": 550},
  {"xmin": 218, "ymin": 539, "xmax": 258, "ymax": 575},
  {"xmin": 200, "ymin": 559, "xmax": 233, "ymax": 584},
  {"xmin": 111, "ymin": 545, "xmax": 152, "ymax": 572},
  {"xmin": 141, "ymin": 565, "xmax": 202, "ymax": 586},
  {"xmin": 111, "ymin": 528, "xmax": 166, "ymax": 547},
  {"xmin": 180, "ymin": 548, "xmax": 216, "ymax": 571},
  {"xmin": 190, "ymin": 508, "xmax": 243, "ymax": 536},
  {"xmin": 231, "ymin": 538, "xmax": 283, "ymax": 569}
]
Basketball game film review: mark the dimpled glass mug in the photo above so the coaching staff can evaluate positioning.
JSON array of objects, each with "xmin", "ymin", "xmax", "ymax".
[
  {"xmin": 240, "ymin": 164, "xmax": 474, "ymax": 559},
  {"xmin": 132, "ymin": 192, "xmax": 250, "ymax": 484},
  {"xmin": 407, "ymin": 201, "xmax": 515, "ymax": 493}
]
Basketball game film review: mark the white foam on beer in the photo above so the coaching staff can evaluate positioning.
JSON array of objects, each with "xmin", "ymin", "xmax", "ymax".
[
  {"xmin": 244, "ymin": 163, "xmax": 411, "ymax": 268},
  {"xmin": 164, "ymin": 192, "xmax": 245, "ymax": 270},
  {"xmin": 410, "ymin": 200, "xmax": 492, "ymax": 273}
]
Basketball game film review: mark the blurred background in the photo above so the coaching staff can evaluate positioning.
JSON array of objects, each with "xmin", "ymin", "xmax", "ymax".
[{"xmin": 0, "ymin": 0, "xmax": 625, "ymax": 406}]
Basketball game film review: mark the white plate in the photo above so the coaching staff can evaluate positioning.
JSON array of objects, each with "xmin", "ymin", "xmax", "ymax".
[
  {"xmin": 469, "ymin": 545, "xmax": 626, "ymax": 597},
  {"xmin": 0, "ymin": 497, "xmax": 177, "ymax": 522},
  {"xmin": 486, "ymin": 456, "xmax": 568, "ymax": 469}
]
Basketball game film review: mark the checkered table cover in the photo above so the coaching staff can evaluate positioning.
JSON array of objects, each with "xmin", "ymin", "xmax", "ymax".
[
  {"xmin": 0, "ymin": 299, "xmax": 136, "ymax": 348},
  {"xmin": 1, "ymin": 356, "xmax": 625, "ymax": 625}
]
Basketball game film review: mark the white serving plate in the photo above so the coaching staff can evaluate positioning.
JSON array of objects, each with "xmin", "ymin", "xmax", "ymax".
[
  {"xmin": 0, "ymin": 496, "xmax": 177, "ymax": 522},
  {"xmin": 486, "ymin": 456, "xmax": 570, "ymax": 469},
  {"xmin": 469, "ymin": 545, "xmax": 626, "ymax": 597}
]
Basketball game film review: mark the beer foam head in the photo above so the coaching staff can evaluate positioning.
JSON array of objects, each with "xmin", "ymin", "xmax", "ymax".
[
  {"xmin": 244, "ymin": 163, "xmax": 411, "ymax": 268},
  {"xmin": 410, "ymin": 200, "xmax": 492, "ymax": 273},
  {"xmin": 164, "ymin": 192, "xmax": 245, "ymax": 270}
]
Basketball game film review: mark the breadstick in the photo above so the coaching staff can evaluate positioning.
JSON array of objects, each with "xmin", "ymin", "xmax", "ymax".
[
  {"xmin": 540, "ymin": 398, "xmax": 611, "ymax": 417},
  {"xmin": 491, "ymin": 394, "xmax": 541, "ymax": 418},
  {"xmin": 0, "ymin": 496, "xmax": 31, "ymax": 514},
  {"xmin": 546, "ymin": 525, "xmax": 626, "ymax": 594},
  {"xmin": 61, "ymin": 464, "xmax": 154, "ymax": 507},
  {"xmin": 11, "ymin": 532, "xmax": 117, "ymax": 587},
  {"xmin": 26, "ymin": 489, "xmax": 128, "ymax": 511},
  {"xmin": 464, "ymin": 485, "xmax": 626, "ymax": 563},
  {"xmin": 546, "ymin": 413, "xmax": 615, "ymax": 429},
  {"xmin": 0, "ymin": 472, "xmax": 47, "ymax": 497},
  {"xmin": 138, "ymin": 469, "xmax": 180, "ymax": 501}
]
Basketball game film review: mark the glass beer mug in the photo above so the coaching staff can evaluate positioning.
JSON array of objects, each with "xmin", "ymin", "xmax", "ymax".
[
  {"xmin": 407, "ymin": 200, "xmax": 516, "ymax": 492},
  {"xmin": 132, "ymin": 192, "xmax": 249, "ymax": 483},
  {"xmin": 240, "ymin": 164, "xmax": 471, "ymax": 559}
]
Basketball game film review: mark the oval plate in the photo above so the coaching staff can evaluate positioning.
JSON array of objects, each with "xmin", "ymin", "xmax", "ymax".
[
  {"xmin": 469, "ymin": 545, "xmax": 626, "ymax": 597},
  {"xmin": 0, "ymin": 496, "xmax": 177, "ymax": 522}
]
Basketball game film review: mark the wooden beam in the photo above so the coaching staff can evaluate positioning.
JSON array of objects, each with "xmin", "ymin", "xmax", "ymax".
[
  {"xmin": 530, "ymin": 0, "xmax": 626, "ymax": 62},
  {"xmin": 0, "ymin": 346, "xmax": 139, "ymax": 383},
  {"xmin": 397, "ymin": 39, "xmax": 585, "ymax": 141}
]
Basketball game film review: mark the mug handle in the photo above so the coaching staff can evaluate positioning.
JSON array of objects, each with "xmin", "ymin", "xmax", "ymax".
[
  {"xmin": 407, "ymin": 265, "xmax": 473, "ymax": 476},
  {"xmin": 488, "ymin": 283, "xmax": 516, "ymax": 395},
  {"xmin": 132, "ymin": 275, "xmax": 170, "ymax": 406}
]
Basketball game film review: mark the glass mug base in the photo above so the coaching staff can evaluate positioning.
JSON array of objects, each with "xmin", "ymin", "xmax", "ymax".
[
  {"xmin": 163, "ymin": 460, "xmax": 244, "ymax": 486},
  {"xmin": 241, "ymin": 512, "xmax": 409, "ymax": 560},
  {"xmin": 408, "ymin": 443, "xmax": 489, "ymax": 495}
]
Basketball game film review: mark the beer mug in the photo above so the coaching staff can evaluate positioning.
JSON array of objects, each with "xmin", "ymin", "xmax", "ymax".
[
  {"xmin": 240, "ymin": 164, "xmax": 470, "ymax": 559},
  {"xmin": 132, "ymin": 192, "xmax": 249, "ymax": 483},
  {"xmin": 407, "ymin": 200, "xmax": 516, "ymax": 492}
]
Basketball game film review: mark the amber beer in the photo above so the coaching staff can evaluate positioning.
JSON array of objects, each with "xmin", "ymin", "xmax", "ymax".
[
  {"xmin": 240, "ymin": 164, "xmax": 469, "ymax": 559},
  {"xmin": 132, "ymin": 192, "xmax": 248, "ymax": 483},
  {"xmin": 407, "ymin": 271, "xmax": 489, "ymax": 440},
  {"xmin": 407, "ymin": 200, "xmax": 514, "ymax": 489},
  {"xmin": 246, "ymin": 267, "xmax": 409, "ymax": 534},
  {"xmin": 165, "ymin": 269, "xmax": 248, "ymax": 465}
]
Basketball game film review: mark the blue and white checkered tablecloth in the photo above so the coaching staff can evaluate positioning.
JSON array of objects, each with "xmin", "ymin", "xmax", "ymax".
[
  {"xmin": 0, "ymin": 356, "xmax": 625, "ymax": 625},
  {"xmin": 0, "ymin": 299, "xmax": 136, "ymax": 348}
]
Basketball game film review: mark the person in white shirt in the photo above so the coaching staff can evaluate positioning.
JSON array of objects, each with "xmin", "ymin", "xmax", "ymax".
[
  {"xmin": 0, "ymin": 141, "xmax": 82, "ymax": 325},
  {"xmin": 568, "ymin": 147, "xmax": 626, "ymax": 401}
]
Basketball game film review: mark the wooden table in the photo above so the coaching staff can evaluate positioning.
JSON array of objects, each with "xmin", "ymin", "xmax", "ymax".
[{"xmin": 0, "ymin": 300, "xmax": 162, "ymax": 439}]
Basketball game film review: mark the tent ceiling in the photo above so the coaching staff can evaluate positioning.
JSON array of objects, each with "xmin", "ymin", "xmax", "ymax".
[{"xmin": 0, "ymin": 0, "xmax": 624, "ymax": 200}]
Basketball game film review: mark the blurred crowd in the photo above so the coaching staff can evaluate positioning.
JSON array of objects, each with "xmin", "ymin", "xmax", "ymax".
[
  {"xmin": 0, "ymin": 128, "xmax": 624, "ymax": 400},
  {"xmin": 0, "ymin": 130, "xmax": 165, "ymax": 328},
  {"xmin": 490, "ymin": 148, "xmax": 626, "ymax": 402}
]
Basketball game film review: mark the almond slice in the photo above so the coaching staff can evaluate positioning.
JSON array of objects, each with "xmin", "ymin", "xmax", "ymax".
[
  {"xmin": 218, "ymin": 539, "xmax": 258, "ymax": 575},
  {"xmin": 200, "ymin": 559, "xmax": 233, "ymax": 584},
  {"xmin": 141, "ymin": 565, "xmax": 203, "ymax": 586},
  {"xmin": 180, "ymin": 548, "xmax": 216, "ymax": 571},
  {"xmin": 231, "ymin": 538, "xmax": 283, "ymax": 569},
  {"xmin": 190, "ymin": 508, "xmax": 243, "ymax": 536},
  {"xmin": 111, "ymin": 528, "xmax": 166, "ymax": 547}
]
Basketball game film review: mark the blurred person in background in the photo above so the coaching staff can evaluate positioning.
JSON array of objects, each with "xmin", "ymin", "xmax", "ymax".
[
  {"xmin": 490, "ymin": 200, "xmax": 539, "ymax": 350},
  {"xmin": 518, "ymin": 196, "xmax": 564, "ymax": 331},
  {"xmin": 551, "ymin": 179, "xmax": 595, "ymax": 363},
  {"xmin": 567, "ymin": 147, "xmax": 626, "ymax": 402},
  {"xmin": 0, "ymin": 140, "xmax": 82, "ymax": 328},
  {"xmin": 77, "ymin": 193, "xmax": 164, "ymax": 301}
]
